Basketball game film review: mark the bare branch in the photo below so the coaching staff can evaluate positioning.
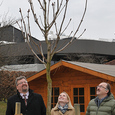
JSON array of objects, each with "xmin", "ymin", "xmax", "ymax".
[
  {"xmin": 52, "ymin": 2, "xmax": 59, "ymax": 39},
  {"xmin": 52, "ymin": 2, "xmax": 55, "ymax": 18},
  {"xmin": 48, "ymin": 0, "xmax": 63, "ymax": 32},
  {"xmin": 55, "ymin": 0, "xmax": 87, "ymax": 53},
  {"xmin": 37, "ymin": 0, "xmax": 45, "ymax": 11},
  {"xmin": 28, "ymin": 0, "xmax": 44, "ymax": 33},
  {"xmin": 57, "ymin": 0, "xmax": 59, "ymax": 10},
  {"xmin": 31, "ymin": 39, "xmax": 47, "ymax": 62},
  {"xmin": 18, "ymin": 8, "xmax": 46, "ymax": 65},
  {"xmin": 48, "ymin": 1, "xmax": 69, "ymax": 55},
  {"xmin": 58, "ymin": 0, "xmax": 68, "ymax": 35},
  {"xmin": 76, "ymin": 29, "xmax": 86, "ymax": 39},
  {"xmin": 43, "ymin": 0, "xmax": 49, "ymax": 43},
  {"xmin": 48, "ymin": 1, "xmax": 69, "ymax": 56},
  {"xmin": 72, "ymin": 0, "xmax": 87, "ymax": 38},
  {"xmin": 55, "ymin": 29, "xmax": 86, "ymax": 54},
  {"xmin": 27, "ymin": 7, "xmax": 46, "ymax": 63},
  {"xmin": 39, "ymin": 15, "xmax": 44, "ymax": 27},
  {"xmin": 68, "ymin": 31, "xmax": 73, "ymax": 37},
  {"xmin": 60, "ymin": 18, "xmax": 72, "ymax": 36},
  {"xmin": 19, "ymin": 8, "xmax": 28, "ymax": 38},
  {"xmin": 54, "ymin": 22, "xmax": 58, "ymax": 36},
  {"xmin": 25, "ymin": 32, "xmax": 46, "ymax": 64},
  {"xmin": 27, "ymin": 9, "xmax": 31, "ymax": 41},
  {"xmin": 27, "ymin": 9, "xmax": 45, "ymax": 61},
  {"xmin": 47, "ymin": 0, "xmax": 51, "ymax": 26}
]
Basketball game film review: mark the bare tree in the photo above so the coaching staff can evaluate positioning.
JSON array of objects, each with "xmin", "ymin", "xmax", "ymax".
[{"xmin": 17, "ymin": 0, "xmax": 87, "ymax": 114}]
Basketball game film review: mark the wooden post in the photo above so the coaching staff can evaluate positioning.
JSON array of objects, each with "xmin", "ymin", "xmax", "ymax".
[
  {"xmin": 15, "ymin": 102, "xmax": 23, "ymax": 115},
  {"xmin": 74, "ymin": 104, "xmax": 80, "ymax": 115}
]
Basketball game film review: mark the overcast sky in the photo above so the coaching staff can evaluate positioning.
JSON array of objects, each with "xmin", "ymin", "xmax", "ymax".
[{"xmin": 0, "ymin": 0, "xmax": 115, "ymax": 41}]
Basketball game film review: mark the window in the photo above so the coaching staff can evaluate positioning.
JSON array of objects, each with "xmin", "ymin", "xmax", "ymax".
[
  {"xmin": 90, "ymin": 87, "xmax": 96, "ymax": 100},
  {"xmin": 51, "ymin": 87, "xmax": 59, "ymax": 108},
  {"xmin": 73, "ymin": 88, "xmax": 85, "ymax": 112}
]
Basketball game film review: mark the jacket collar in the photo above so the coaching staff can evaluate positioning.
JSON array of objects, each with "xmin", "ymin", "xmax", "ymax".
[
  {"xmin": 94, "ymin": 93, "xmax": 114, "ymax": 106},
  {"xmin": 17, "ymin": 89, "xmax": 33, "ymax": 98},
  {"xmin": 53, "ymin": 103, "xmax": 74, "ymax": 111}
]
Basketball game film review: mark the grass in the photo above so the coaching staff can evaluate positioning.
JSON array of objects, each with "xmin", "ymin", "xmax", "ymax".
[{"xmin": 0, "ymin": 101, "xmax": 7, "ymax": 115}]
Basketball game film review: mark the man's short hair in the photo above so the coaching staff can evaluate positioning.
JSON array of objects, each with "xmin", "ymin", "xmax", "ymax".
[
  {"xmin": 106, "ymin": 83, "xmax": 111, "ymax": 96},
  {"xmin": 15, "ymin": 76, "xmax": 27, "ymax": 86}
]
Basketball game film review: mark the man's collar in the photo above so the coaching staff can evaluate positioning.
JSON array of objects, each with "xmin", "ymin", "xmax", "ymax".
[
  {"xmin": 98, "ymin": 95, "xmax": 108, "ymax": 101},
  {"xmin": 20, "ymin": 91, "xmax": 29, "ymax": 99}
]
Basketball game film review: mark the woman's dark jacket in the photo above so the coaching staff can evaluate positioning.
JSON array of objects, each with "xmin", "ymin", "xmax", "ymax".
[{"xmin": 6, "ymin": 89, "xmax": 46, "ymax": 115}]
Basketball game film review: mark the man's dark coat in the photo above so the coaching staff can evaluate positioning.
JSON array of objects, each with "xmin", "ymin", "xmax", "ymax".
[{"xmin": 6, "ymin": 89, "xmax": 46, "ymax": 115}]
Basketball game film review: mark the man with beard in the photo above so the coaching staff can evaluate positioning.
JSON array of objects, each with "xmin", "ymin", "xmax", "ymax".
[
  {"xmin": 86, "ymin": 82, "xmax": 115, "ymax": 115},
  {"xmin": 6, "ymin": 76, "xmax": 46, "ymax": 115}
]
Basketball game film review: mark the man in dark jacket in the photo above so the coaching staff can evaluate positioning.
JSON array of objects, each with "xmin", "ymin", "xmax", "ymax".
[
  {"xmin": 86, "ymin": 82, "xmax": 115, "ymax": 115},
  {"xmin": 6, "ymin": 76, "xmax": 46, "ymax": 115}
]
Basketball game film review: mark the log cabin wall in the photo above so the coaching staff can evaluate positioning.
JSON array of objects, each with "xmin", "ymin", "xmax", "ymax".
[{"xmin": 28, "ymin": 65, "xmax": 115, "ymax": 115}]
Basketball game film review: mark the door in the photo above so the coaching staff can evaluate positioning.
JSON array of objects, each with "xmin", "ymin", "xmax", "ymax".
[
  {"xmin": 71, "ymin": 84, "xmax": 97, "ymax": 115},
  {"xmin": 71, "ymin": 85, "xmax": 86, "ymax": 115}
]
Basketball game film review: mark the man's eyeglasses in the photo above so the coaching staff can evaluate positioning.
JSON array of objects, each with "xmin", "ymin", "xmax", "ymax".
[
  {"xmin": 96, "ymin": 85, "xmax": 107, "ymax": 89},
  {"xmin": 17, "ymin": 81, "xmax": 27, "ymax": 86}
]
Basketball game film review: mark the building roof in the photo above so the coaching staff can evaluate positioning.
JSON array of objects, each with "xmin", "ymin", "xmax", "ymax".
[
  {"xmin": 1, "ymin": 25, "xmax": 115, "ymax": 57},
  {"xmin": 65, "ymin": 60, "xmax": 115, "ymax": 77},
  {"xmin": 27, "ymin": 60, "xmax": 115, "ymax": 82},
  {"xmin": 1, "ymin": 26, "xmax": 115, "ymax": 57},
  {"xmin": 0, "ymin": 64, "xmax": 45, "ymax": 72},
  {"xmin": 1, "ymin": 38, "xmax": 115, "ymax": 57}
]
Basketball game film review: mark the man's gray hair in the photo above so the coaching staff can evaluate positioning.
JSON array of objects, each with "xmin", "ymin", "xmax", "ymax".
[{"xmin": 15, "ymin": 76, "xmax": 27, "ymax": 86}]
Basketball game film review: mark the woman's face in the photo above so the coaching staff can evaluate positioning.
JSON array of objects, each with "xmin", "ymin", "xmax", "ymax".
[{"xmin": 58, "ymin": 92, "xmax": 69, "ymax": 104}]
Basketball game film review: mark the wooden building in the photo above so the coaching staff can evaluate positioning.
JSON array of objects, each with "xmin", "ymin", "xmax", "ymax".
[{"xmin": 27, "ymin": 60, "xmax": 115, "ymax": 115}]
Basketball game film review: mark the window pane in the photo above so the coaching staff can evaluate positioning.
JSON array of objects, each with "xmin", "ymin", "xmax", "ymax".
[
  {"xmin": 74, "ymin": 97, "xmax": 78, "ymax": 103},
  {"xmin": 52, "ymin": 88, "xmax": 53, "ymax": 95},
  {"xmin": 80, "ymin": 105, "xmax": 84, "ymax": 112},
  {"xmin": 54, "ymin": 97, "xmax": 58, "ymax": 103},
  {"xmin": 90, "ymin": 96, "xmax": 95, "ymax": 100},
  {"xmin": 54, "ymin": 103, "xmax": 56, "ymax": 106},
  {"xmin": 54, "ymin": 87, "xmax": 59, "ymax": 95},
  {"xmin": 79, "ymin": 88, "xmax": 84, "ymax": 95},
  {"xmin": 52, "ymin": 87, "xmax": 59, "ymax": 108},
  {"xmin": 74, "ymin": 88, "xmax": 78, "ymax": 95},
  {"xmin": 51, "ymin": 104, "xmax": 53, "ymax": 109},
  {"xmin": 51, "ymin": 97, "xmax": 53, "ymax": 103},
  {"xmin": 90, "ymin": 87, "xmax": 95, "ymax": 95},
  {"xmin": 79, "ymin": 97, "xmax": 84, "ymax": 103}
]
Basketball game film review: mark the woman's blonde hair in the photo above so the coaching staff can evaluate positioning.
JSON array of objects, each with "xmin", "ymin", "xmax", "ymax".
[{"xmin": 57, "ymin": 91, "xmax": 74, "ymax": 109}]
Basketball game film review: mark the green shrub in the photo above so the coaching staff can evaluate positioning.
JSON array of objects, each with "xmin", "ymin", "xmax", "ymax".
[{"xmin": 0, "ymin": 101, "xmax": 7, "ymax": 115}]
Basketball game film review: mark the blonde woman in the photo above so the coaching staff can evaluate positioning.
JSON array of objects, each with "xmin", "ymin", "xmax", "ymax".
[{"xmin": 51, "ymin": 92, "xmax": 75, "ymax": 115}]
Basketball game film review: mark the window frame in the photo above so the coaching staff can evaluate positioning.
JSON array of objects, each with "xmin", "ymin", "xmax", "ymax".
[{"xmin": 51, "ymin": 87, "xmax": 60, "ymax": 108}]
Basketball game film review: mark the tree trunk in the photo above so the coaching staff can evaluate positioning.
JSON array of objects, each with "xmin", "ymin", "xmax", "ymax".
[
  {"xmin": 46, "ymin": 44, "xmax": 52, "ymax": 115},
  {"xmin": 46, "ymin": 61, "xmax": 52, "ymax": 115}
]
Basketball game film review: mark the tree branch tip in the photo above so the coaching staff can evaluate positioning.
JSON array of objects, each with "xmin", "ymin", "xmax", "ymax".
[
  {"xmin": 52, "ymin": 2, "xmax": 54, "ymax": 6},
  {"xmin": 19, "ymin": 8, "xmax": 21, "ymax": 12},
  {"xmin": 28, "ymin": 9, "xmax": 30, "ymax": 12}
]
